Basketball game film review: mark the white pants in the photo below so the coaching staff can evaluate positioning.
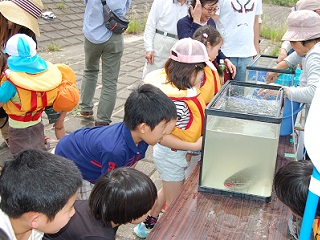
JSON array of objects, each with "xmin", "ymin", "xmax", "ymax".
[{"xmin": 142, "ymin": 33, "xmax": 178, "ymax": 79}]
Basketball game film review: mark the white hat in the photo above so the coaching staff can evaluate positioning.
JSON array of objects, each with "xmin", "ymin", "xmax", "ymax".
[{"xmin": 5, "ymin": 34, "xmax": 47, "ymax": 74}]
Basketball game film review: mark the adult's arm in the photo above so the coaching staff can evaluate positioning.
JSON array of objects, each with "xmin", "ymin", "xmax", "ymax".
[
  {"xmin": 177, "ymin": 17, "xmax": 202, "ymax": 39},
  {"xmin": 144, "ymin": 0, "xmax": 159, "ymax": 64},
  {"xmin": 288, "ymin": 53, "xmax": 320, "ymax": 104},
  {"xmin": 277, "ymin": 41, "xmax": 292, "ymax": 63},
  {"xmin": 254, "ymin": 15, "xmax": 260, "ymax": 55},
  {"xmin": 177, "ymin": 0, "xmax": 202, "ymax": 39},
  {"xmin": 266, "ymin": 51, "xmax": 302, "ymax": 83}
]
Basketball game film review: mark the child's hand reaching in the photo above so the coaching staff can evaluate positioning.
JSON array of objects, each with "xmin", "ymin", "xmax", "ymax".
[{"xmin": 225, "ymin": 59, "xmax": 236, "ymax": 79}]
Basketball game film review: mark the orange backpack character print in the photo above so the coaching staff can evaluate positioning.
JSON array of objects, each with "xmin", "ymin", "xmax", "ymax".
[{"xmin": 53, "ymin": 64, "xmax": 80, "ymax": 112}]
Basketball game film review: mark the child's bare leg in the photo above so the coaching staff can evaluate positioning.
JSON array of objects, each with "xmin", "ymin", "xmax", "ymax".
[
  {"xmin": 54, "ymin": 111, "xmax": 67, "ymax": 139},
  {"xmin": 149, "ymin": 188, "xmax": 166, "ymax": 217},
  {"xmin": 162, "ymin": 180, "xmax": 184, "ymax": 206},
  {"xmin": 0, "ymin": 116, "xmax": 9, "ymax": 146},
  {"xmin": 149, "ymin": 180, "xmax": 184, "ymax": 217}
]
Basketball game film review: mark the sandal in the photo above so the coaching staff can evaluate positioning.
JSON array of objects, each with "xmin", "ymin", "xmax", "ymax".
[
  {"xmin": 41, "ymin": 11, "xmax": 56, "ymax": 21},
  {"xmin": 44, "ymin": 136, "xmax": 59, "ymax": 150}
]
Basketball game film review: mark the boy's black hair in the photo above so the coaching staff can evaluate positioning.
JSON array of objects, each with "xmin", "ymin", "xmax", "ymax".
[
  {"xmin": 89, "ymin": 167, "xmax": 157, "ymax": 225},
  {"xmin": 165, "ymin": 59, "xmax": 206, "ymax": 90},
  {"xmin": 0, "ymin": 149, "xmax": 82, "ymax": 221},
  {"xmin": 124, "ymin": 84, "xmax": 177, "ymax": 130},
  {"xmin": 274, "ymin": 160, "xmax": 320, "ymax": 217}
]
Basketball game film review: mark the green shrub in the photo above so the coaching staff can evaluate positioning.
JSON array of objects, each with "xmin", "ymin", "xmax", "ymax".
[
  {"xmin": 260, "ymin": 25, "xmax": 287, "ymax": 42},
  {"xmin": 47, "ymin": 43, "xmax": 61, "ymax": 51},
  {"xmin": 56, "ymin": 1, "xmax": 65, "ymax": 9},
  {"xmin": 126, "ymin": 18, "xmax": 145, "ymax": 34},
  {"xmin": 262, "ymin": 0, "xmax": 296, "ymax": 7}
]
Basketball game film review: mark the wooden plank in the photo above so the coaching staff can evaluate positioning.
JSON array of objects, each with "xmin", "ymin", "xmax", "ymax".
[{"xmin": 147, "ymin": 136, "xmax": 294, "ymax": 240}]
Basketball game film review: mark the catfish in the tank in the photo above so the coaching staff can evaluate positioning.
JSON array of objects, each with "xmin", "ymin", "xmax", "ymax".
[{"xmin": 224, "ymin": 165, "xmax": 259, "ymax": 190}]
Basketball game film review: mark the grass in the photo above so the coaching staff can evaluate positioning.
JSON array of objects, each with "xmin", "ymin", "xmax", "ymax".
[
  {"xmin": 260, "ymin": 25, "xmax": 287, "ymax": 42},
  {"xmin": 47, "ymin": 43, "xmax": 61, "ymax": 51},
  {"xmin": 262, "ymin": 0, "xmax": 296, "ymax": 7},
  {"xmin": 270, "ymin": 42, "xmax": 282, "ymax": 56},
  {"xmin": 126, "ymin": 5, "xmax": 149, "ymax": 34},
  {"xmin": 56, "ymin": 1, "xmax": 65, "ymax": 9},
  {"xmin": 126, "ymin": 18, "xmax": 145, "ymax": 34},
  {"xmin": 259, "ymin": 5, "xmax": 289, "ymax": 56}
]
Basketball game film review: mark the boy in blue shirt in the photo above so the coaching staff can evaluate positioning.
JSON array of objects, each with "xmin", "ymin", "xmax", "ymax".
[{"xmin": 55, "ymin": 84, "xmax": 178, "ymax": 199}]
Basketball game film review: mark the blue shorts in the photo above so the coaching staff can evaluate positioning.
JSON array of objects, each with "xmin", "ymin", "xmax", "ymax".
[{"xmin": 153, "ymin": 144, "xmax": 189, "ymax": 182}]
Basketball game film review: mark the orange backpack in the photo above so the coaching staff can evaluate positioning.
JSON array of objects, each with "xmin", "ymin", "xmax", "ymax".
[{"xmin": 53, "ymin": 64, "xmax": 80, "ymax": 112}]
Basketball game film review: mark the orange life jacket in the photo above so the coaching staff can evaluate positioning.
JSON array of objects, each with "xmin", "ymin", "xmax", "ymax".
[
  {"xmin": 201, "ymin": 66, "xmax": 221, "ymax": 105},
  {"xmin": 144, "ymin": 69, "xmax": 206, "ymax": 142},
  {"xmin": 313, "ymin": 218, "xmax": 320, "ymax": 240},
  {"xmin": 53, "ymin": 64, "xmax": 80, "ymax": 112},
  {"xmin": 3, "ymin": 62, "xmax": 62, "ymax": 122}
]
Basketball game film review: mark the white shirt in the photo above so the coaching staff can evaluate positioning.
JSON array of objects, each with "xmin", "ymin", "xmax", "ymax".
[
  {"xmin": 0, "ymin": 207, "xmax": 44, "ymax": 240},
  {"xmin": 216, "ymin": 0, "xmax": 263, "ymax": 57},
  {"xmin": 144, "ymin": 0, "xmax": 189, "ymax": 52},
  {"xmin": 285, "ymin": 43, "xmax": 320, "ymax": 105}
]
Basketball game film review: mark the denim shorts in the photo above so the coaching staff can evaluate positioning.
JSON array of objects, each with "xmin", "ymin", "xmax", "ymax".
[{"xmin": 153, "ymin": 144, "xmax": 189, "ymax": 182}]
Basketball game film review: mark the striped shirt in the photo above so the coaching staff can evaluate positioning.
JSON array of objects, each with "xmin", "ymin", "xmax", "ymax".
[{"xmin": 173, "ymin": 100, "xmax": 189, "ymax": 129}]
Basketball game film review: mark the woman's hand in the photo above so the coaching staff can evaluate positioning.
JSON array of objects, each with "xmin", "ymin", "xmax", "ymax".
[
  {"xmin": 265, "ymin": 71, "xmax": 279, "ymax": 83},
  {"xmin": 257, "ymin": 87, "xmax": 287, "ymax": 99},
  {"xmin": 190, "ymin": 0, "xmax": 202, "ymax": 24}
]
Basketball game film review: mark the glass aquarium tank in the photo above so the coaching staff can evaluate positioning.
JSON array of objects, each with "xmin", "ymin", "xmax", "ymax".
[
  {"xmin": 199, "ymin": 81, "xmax": 284, "ymax": 202},
  {"xmin": 246, "ymin": 54, "xmax": 295, "ymax": 86}
]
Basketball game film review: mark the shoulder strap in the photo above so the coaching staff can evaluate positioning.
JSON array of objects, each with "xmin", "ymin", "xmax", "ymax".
[{"xmin": 101, "ymin": 0, "xmax": 111, "ymax": 11}]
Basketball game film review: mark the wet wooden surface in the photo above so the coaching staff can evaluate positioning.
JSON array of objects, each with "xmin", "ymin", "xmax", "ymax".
[{"xmin": 147, "ymin": 136, "xmax": 294, "ymax": 240}]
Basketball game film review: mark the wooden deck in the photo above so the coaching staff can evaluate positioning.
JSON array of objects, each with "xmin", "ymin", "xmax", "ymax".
[{"xmin": 147, "ymin": 136, "xmax": 295, "ymax": 240}]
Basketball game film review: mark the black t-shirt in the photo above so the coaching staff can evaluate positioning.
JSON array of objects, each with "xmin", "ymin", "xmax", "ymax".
[{"xmin": 43, "ymin": 200, "xmax": 117, "ymax": 240}]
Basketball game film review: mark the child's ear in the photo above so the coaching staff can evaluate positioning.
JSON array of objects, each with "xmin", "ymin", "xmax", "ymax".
[
  {"xmin": 28, "ymin": 212, "xmax": 43, "ymax": 229},
  {"xmin": 136, "ymin": 122, "xmax": 147, "ymax": 134}
]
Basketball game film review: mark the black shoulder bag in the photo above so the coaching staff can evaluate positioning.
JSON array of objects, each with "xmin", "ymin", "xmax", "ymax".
[{"xmin": 101, "ymin": 0, "xmax": 129, "ymax": 34}]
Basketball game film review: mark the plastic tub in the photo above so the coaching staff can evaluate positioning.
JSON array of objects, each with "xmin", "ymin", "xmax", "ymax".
[{"xmin": 280, "ymin": 98, "xmax": 304, "ymax": 136}]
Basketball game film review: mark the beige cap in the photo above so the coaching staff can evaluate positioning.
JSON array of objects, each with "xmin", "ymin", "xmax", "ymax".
[
  {"xmin": 0, "ymin": 0, "xmax": 44, "ymax": 37},
  {"xmin": 296, "ymin": 0, "xmax": 320, "ymax": 11},
  {"xmin": 282, "ymin": 10, "xmax": 320, "ymax": 41}
]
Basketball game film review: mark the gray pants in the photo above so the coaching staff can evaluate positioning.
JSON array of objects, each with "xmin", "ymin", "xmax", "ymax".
[{"xmin": 80, "ymin": 34, "xmax": 124, "ymax": 124}]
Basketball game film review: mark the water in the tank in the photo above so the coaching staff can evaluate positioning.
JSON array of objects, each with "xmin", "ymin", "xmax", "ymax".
[
  {"xmin": 201, "ymin": 115, "xmax": 280, "ymax": 198},
  {"xmin": 212, "ymin": 86, "xmax": 282, "ymax": 118}
]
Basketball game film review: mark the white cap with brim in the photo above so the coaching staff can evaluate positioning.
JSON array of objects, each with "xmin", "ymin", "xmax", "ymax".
[
  {"xmin": 4, "ymin": 34, "xmax": 47, "ymax": 74},
  {"xmin": 282, "ymin": 10, "xmax": 320, "ymax": 41},
  {"xmin": 0, "ymin": 0, "xmax": 43, "ymax": 37}
]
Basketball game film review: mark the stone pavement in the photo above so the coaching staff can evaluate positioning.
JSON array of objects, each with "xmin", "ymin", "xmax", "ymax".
[{"xmin": 0, "ymin": 1, "xmax": 292, "ymax": 239}]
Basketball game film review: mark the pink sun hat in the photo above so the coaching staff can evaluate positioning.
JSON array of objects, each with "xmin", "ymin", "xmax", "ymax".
[{"xmin": 170, "ymin": 38, "xmax": 216, "ymax": 71}]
